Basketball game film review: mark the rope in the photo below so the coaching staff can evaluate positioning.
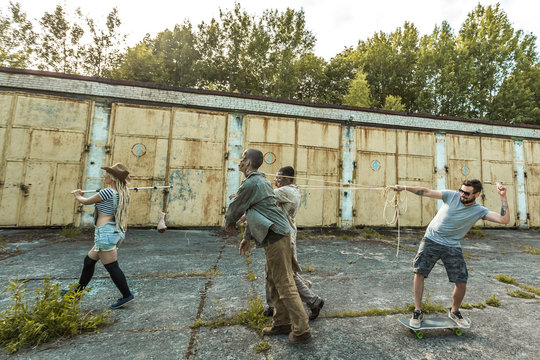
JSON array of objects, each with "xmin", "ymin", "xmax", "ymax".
[{"xmin": 265, "ymin": 172, "xmax": 407, "ymax": 257}]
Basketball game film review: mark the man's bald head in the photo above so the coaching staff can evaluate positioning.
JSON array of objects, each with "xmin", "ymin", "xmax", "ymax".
[{"xmin": 244, "ymin": 149, "xmax": 264, "ymax": 170}]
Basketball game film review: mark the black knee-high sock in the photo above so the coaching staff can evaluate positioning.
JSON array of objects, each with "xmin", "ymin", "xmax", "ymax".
[
  {"xmin": 77, "ymin": 255, "xmax": 98, "ymax": 292},
  {"xmin": 104, "ymin": 261, "xmax": 132, "ymax": 298}
]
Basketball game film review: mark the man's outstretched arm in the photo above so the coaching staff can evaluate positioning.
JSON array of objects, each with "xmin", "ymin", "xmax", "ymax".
[
  {"xmin": 394, "ymin": 185, "xmax": 443, "ymax": 200},
  {"xmin": 483, "ymin": 183, "xmax": 510, "ymax": 225}
]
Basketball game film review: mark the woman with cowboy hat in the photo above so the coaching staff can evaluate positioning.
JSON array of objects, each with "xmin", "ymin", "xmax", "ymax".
[{"xmin": 67, "ymin": 163, "xmax": 134, "ymax": 309}]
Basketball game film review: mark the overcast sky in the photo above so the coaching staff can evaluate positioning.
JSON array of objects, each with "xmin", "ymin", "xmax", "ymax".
[{"xmin": 8, "ymin": 0, "xmax": 540, "ymax": 60}]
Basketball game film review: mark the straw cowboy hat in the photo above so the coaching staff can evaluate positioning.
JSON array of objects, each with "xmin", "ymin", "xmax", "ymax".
[{"xmin": 102, "ymin": 163, "xmax": 131, "ymax": 183}]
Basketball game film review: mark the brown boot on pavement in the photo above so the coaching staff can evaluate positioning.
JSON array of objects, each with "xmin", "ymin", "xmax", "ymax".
[
  {"xmin": 288, "ymin": 331, "xmax": 313, "ymax": 344},
  {"xmin": 262, "ymin": 325, "xmax": 291, "ymax": 335}
]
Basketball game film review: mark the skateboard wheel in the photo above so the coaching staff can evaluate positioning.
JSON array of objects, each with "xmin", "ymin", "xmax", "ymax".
[
  {"xmin": 416, "ymin": 331, "xmax": 424, "ymax": 340},
  {"xmin": 454, "ymin": 329, "xmax": 463, "ymax": 336}
]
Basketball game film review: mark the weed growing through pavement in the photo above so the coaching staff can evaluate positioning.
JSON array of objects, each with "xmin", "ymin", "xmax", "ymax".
[
  {"xmin": 253, "ymin": 340, "xmax": 270, "ymax": 353},
  {"xmin": 518, "ymin": 284, "xmax": 540, "ymax": 296},
  {"xmin": 362, "ymin": 227, "xmax": 382, "ymax": 239},
  {"xmin": 327, "ymin": 294, "xmax": 451, "ymax": 318},
  {"xmin": 60, "ymin": 225, "xmax": 82, "ymax": 237},
  {"xmin": 506, "ymin": 289, "xmax": 535, "ymax": 299},
  {"xmin": 133, "ymin": 269, "xmax": 220, "ymax": 278},
  {"xmin": 485, "ymin": 294, "xmax": 501, "ymax": 307},
  {"xmin": 189, "ymin": 295, "xmax": 271, "ymax": 334},
  {"xmin": 518, "ymin": 245, "xmax": 540, "ymax": 255},
  {"xmin": 461, "ymin": 302, "xmax": 486, "ymax": 309},
  {"xmin": 468, "ymin": 227, "xmax": 486, "ymax": 238},
  {"xmin": 0, "ymin": 278, "xmax": 110, "ymax": 354},
  {"xmin": 495, "ymin": 274, "xmax": 517, "ymax": 284},
  {"xmin": 305, "ymin": 264, "xmax": 314, "ymax": 272}
]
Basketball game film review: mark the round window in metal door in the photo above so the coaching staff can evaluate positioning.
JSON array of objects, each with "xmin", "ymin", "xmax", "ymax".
[{"xmin": 264, "ymin": 152, "xmax": 276, "ymax": 165}]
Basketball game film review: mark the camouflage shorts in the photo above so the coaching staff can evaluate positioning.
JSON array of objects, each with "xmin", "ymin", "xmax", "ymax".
[{"xmin": 413, "ymin": 237, "xmax": 468, "ymax": 283}]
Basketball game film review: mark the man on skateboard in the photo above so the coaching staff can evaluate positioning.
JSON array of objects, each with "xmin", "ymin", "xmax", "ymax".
[{"xmin": 395, "ymin": 179, "xmax": 509, "ymax": 328}]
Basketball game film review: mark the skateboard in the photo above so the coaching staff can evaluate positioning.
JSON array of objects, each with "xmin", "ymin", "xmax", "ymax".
[{"xmin": 398, "ymin": 317, "xmax": 471, "ymax": 339}]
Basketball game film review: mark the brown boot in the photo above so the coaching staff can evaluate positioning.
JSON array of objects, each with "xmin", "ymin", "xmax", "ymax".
[
  {"xmin": 309, "ymin": 299, "xmax": 325, "ymax": 321},
  {"xmin": 289, "ymin": 331, "xmax": 312, "ymax": 344},
  {"xmin": 262, "ymin": 325, "xmax": 291, "ymax": 335}
]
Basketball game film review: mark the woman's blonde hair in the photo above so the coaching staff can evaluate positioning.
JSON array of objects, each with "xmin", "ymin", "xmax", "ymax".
[{"xmin": 108, "ymin": 173, "xmax": 130, "ymax": 232}]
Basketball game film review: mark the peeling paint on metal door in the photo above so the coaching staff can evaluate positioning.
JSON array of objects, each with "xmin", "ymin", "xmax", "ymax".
[
  {"xmin": 295, "ymin": 120, "xmax": 340, "ymax": 227},
  {"xmin": 480, "ymin": 137, "xmax": 516, "ymax": 227},
  {"xmin": 355, "ymin": 128, "xmax": 397, "ymax": 226},
  {"xmin": 397, "ymin": 131, "xmax": 436, "ymax": 226},
  {"xmin": 110, "ymin": 104, "xmax": 171, "ymax": 226},
  {"xmin": 167, "ymin": 109, "xmax": 227, "ymax": 226},
  {"xmin": 0, "ymin": 94, "xmax": 91, "ymax": 226},
  {"xmin": 523, "ymin": 140, "xmax": 540, "ymax": 226}
]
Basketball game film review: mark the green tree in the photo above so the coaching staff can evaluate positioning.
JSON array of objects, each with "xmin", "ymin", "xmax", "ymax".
[
  {"xmin": 456, "ymin": 3, "xmax": 536, "ymax": 120},
  {"xmin": 153, "ymin": 22, "xmax": 200, "ymax": 87},
  {"xmin": 343, "ymin": 70, "xmax": 371, "ymax": 107},
  {"xmin": 112, "ymin": 37, "xmax": 164, "ymax": 83},
  {"xmin": 83, "ymin": 7, "xmax": 126, "ymax": 77},
  {"xmin": 0, "ymin": 1, "xmax": 36, "ymax": 68},
  {"xmin": 382, "ymin": 95, "xmax": 406, "ymax": 111},
  {"xmin": 320, "ymin": 48, "xmax": 359, "ymax": 105},
  {"xmin": 293, "ymin": 52, "xmax": 327, "ymax": 103},
  {"xmin": 37, "ymin": 5, "xmax": 84, "ymax": 73}
]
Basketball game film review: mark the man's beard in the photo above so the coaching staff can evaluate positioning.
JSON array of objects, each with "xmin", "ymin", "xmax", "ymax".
[{"xmin": 460, "ymin": 197, "xmax": 476, "ymax": 204}]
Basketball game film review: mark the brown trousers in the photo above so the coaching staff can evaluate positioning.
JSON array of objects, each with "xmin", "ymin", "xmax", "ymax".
[{"xmin": 265, "ymin": 236, "xmax": 310, "ymax": 336}]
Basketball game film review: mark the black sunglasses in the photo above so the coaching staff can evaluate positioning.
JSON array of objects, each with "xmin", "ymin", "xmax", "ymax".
[{"xmin": 458, "ymin": 189, "xmax": 472, "ymax": 196}]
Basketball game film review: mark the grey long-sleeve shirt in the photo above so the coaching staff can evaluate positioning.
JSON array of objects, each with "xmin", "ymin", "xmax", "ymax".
[{"xmin": 225, "ymin": 172, "xmax": 291, "ymax": 247}]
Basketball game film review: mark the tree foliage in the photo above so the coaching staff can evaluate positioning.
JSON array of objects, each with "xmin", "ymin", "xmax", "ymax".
[{"xmin": 0, "ymin": 2, "xmax": 538, "ymax": 124}]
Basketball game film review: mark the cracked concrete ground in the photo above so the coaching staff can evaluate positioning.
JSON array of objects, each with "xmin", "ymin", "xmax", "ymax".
[{"xmin": 0, "ymin": 227, "xmax": 539, "ymax": 359}]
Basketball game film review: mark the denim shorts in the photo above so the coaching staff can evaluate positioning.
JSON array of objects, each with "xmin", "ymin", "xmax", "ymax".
[
  {"xmin": 94, "ymin": 222, "xmax": 125, "ymax": 251},
  {"xmin": 413, "ymin": 237, "xmax": 468, "ymax": 283}
]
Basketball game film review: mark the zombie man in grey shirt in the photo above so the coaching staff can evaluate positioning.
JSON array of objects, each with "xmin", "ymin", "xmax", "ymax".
[{"xmin": 395, "ymin": 179, "xmax": 509, "ymax": 328}]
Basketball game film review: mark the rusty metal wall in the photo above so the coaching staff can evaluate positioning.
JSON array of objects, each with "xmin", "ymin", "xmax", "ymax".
[
  {"xmin": 0, "ymin": 92, "xmax": 91, "ymax": 226},
  {"xmin": 0, "ymin": 87, "xmax": 539, "ymax": 229},
  {"xmin": 524, "ymin": 140, "xmax": 540, "ymax": 226}
]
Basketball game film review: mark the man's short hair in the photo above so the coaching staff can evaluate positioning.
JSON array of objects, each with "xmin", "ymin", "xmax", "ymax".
[
  {"xmin": 462, "ymin": 179, "xmax": 483, "ymax": 194},
  {"xmin": 278, "ymin": 166, "xmax": 295, "ymax": 179},
  {"xmin": 245, "ymin": 149, "xmax": 264, "ymax": 169}
]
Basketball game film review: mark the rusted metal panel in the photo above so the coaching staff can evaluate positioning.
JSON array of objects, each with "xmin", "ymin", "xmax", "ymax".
[
  {"xmin": 295, "ymin": 174, "xmax": 338, "ymax": 227},
  {"xmin": 295, "ymin": 120, "xmax": 340, "ymax": 226},
  {"xmin": 480, "ymin": 137, "xmax": 516, "ymax": 227},
  {"xmin": 173, "ymin": 109, "xmax": 227, "ymax": 141},
  {"xmin": 169, "ymin": 139, "xmax": 224, "ymax": 169},
  {"xmin": 112, "ymin": 136, "xmax": 158, "ymax": 177},
  {"xmin": 446, "ymin": 134, "xmax": 482, "ymax": 191},
  {"xmin": 0, "ymin": 93, "xmax": 13, "ymax": 126},
  {"xmin": 28, "ymin": 129, "xmax": 85, "ymax": 162},
  {"xmin": 246, "ymin": 115, "xmax": 295, "ymax": 144},
  {"xmin": 13, "ymin": 95, "xmax": 89, "ymax": 131},
  {"xmin": 355, "ymin": 153, "xmax": 396, "ymax": 226},
  {"xmin": 127, "ymin": 179, "xmax": 154, "ymax": 226},
  {"xmin": 0, "ymin": 93, "xmax": 91, "ymax": 227},
  {"xmin": 114, "ymin": 104, "xmax": 170, "ymax": 137},
  {"xmin": 297, "ymin": 120, "xmax": 340, "ymax": 149},
  {"xmin": 251, "ymin": 144, "xmax": 295, "ymax": 178},
  {"xmin": 50, "ymin": 163, "xmax": 79, "ymax": 225},
  {"xmin": 0, "ymin": 161, "xmax": 23, "ymax": 225},
  {"xmin": 524, "ymin": 140, "xmax": 540, "ymax": 226},
  {"xmin": 6, "ymin": 128, "xmax": 29, "ymax": 159},
  {"xmin": 166, "ymin": 168, "xmax": 224, "ymax": 226},
  {"xmin": 18, "ymin": 162, "xmax": 55, "ymax": 226},
  {"xmin": 357, "ymin": 127, "xmax": 396, "ymax": 153}
]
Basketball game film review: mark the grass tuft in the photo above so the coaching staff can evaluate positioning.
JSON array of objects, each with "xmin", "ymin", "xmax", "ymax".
[
  {"xmin": 60, "ymin": 225, "xmax": 82, "ymax": 237},
  {"xmin": 468, "ymin": 227, "xmax": 486, "ymax": 238},
  {"xmin": 507, "ymin": 289, "xmax": 535, "ymax": 299},
  {"xmin": 253, "ymin": 340, "xmax": 270, "ymax": 353},
  {"xmin": 518, "ymin": 284, "xmax": 540, "ymax": 296},
  {"xmin": 519, "ymin": 245, "xmax": 540, "ymax": 255},
  {"xmin": 461, "ymin": 302, "xmax": 486, "ymax": 310},
  {"xmin": 0, "ymin": 278, "xmax": 110, "ymax": 354},
  {"xmin": 485, "ymin": 294, "xmax": 501, "ymax": 307},
  {"xmin": 305, "ymin": 264, "xmax": 314, "ymax": 272},
  {"xmin": 362, "ymin": 227, "xmax": 382, "ymax": 239},
  {"xmin": 495, "ymin": 274, "xmax": 517, "ymax": 285}
]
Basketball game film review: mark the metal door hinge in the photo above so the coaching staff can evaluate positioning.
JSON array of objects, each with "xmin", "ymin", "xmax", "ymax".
[{"xmin": 224, "ymin": 152, "xmax": 229, "ymax": 160}]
